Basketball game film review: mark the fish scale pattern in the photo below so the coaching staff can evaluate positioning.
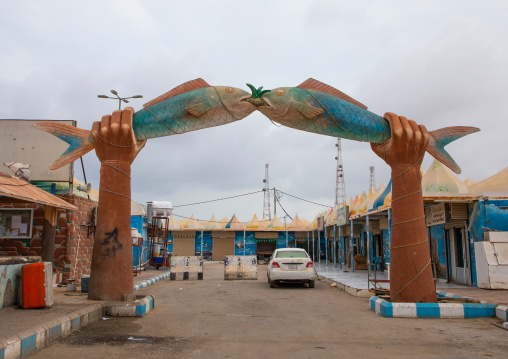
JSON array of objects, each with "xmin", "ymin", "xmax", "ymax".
[
  {"xmin": 132, "ymin": 87, "xmax": 234, "ymax": 140},
  {"xmin": 309, "ymin": 90, "xmax": 390, "ymax": 144}
]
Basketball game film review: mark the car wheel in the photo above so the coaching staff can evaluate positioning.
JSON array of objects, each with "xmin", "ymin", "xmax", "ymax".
[
  {"xmin": 269, "ymin": 280, "xmax": 276, "ymax": 288},
  {"xmin": 308, "ymin": 280, "xmax": 315, "ymax": 288}
]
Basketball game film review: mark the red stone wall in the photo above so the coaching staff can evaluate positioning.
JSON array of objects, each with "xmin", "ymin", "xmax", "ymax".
[
  {"xmin": 0, "ymin": 195, "xmax": 97, "ymax": 282},
  {"xmin": 61, "ymin": 194, "xmax": 97, "ymax": 281}
]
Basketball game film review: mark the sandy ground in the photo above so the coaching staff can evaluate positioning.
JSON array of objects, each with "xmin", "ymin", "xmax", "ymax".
[{"xmin": 31, "ymin": 262, "xmax": 508, "ymax": 358}]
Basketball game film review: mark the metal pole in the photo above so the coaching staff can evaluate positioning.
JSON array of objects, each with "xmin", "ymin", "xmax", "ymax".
[
  {"xmin": 339, "ymin": 226, "xmax": 343, "ymax": 270},
  {"xmin": 318, "ymin": 230, "xmax": 321, "ymax": 264},
  {"xmin": 273, "ymin": 188, "xmax": 276, "ymax": 217},
  {"xmin": 312, "ymin": 231, "xmax": 315, "ymax": 262},
  {"xmin": 307, "ymin": 231, "xmax": 310, "ymax": 254},
  {"xmin": 388, "ymin": 208, "xmax": 391, "ymax": 278},
  {"xmin": 361, "ymin": 225, "xmax": 365, "ymax": 255},
  {"xmin": 325, "ymin": 227, "xmax": 328, "ymax": 266},
  {"xmin": 333, "ymin": 224, "xmax": 337, "ymax": 268},
  {"xmin": 351, "ymin": 219, "xmax": 354, "ymax": 272},
  {"xmin": 366, "ymin": 215, "xmax": 370, "ymax": 290},
  {"xmin": 243, "ymin": 230, "xmax": 246, "ymax": 256},
  {"xmin": 285, "ymin": 217, "xmax": 288, "ymax": 248},
  {"xmin": 201, "ymin": 230, "xmax": 203, "ymax": 257}
]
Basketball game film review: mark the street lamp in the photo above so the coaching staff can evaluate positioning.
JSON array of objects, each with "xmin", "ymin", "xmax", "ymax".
[{"xmin": 98, "ymin": 90, "xmax": 143, "ymax": 110}]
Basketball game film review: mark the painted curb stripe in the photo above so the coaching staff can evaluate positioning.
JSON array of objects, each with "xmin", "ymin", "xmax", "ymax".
[
  {"xmin": 134, "ymin": 273, "xmax": 170, "ymax": 291},
  {"xmin": 370, "ymin": 296, "xmax": 497, "ymax": 319},
  {"xmin": 21, "ymin": 334, "xmax": 36, "ymax": 356}
]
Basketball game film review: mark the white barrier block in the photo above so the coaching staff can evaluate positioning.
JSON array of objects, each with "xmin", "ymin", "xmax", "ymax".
[{"xmin": 224, "ymin": 256, "xmax": 258, "ymax": 280}]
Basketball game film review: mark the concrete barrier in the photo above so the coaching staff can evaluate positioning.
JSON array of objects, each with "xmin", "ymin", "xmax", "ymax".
[
  {"xmin": 224, "ymin": 256, "xmax": 258, "ymax": 280},
  {"xmin": 170, "ymin": 256, "xmax": 203, "ymax": 280}
]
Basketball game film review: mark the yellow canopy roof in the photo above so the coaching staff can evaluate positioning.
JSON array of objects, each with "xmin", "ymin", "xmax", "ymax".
[{"xmin": 266, "ymin": 215, "xmax": 285, "ymax": 231}]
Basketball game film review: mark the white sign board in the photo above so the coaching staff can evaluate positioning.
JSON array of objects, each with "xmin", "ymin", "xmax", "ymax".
[
  {"xmin": 425, "ymin": 203, "xmax": 450, "ymax": 227},
  {"xmin": 0, "ymin": 120, "xmax": 75, "ymax": 182}
]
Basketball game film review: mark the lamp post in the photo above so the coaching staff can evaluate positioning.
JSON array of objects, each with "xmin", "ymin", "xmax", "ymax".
[{"xmin": 98, "ymin": 90, "xmax": 143, "ymax": 110}]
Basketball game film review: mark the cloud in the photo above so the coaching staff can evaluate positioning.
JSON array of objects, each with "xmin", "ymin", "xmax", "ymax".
[{"xmin": 1, "ymin": 1, "xmax": 507, "ymax": 223}]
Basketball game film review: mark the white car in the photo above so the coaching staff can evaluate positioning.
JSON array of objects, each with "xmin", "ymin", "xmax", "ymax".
[{"xmin": 267, "ymin": 248, "xmax": 317, "ymax": 288}]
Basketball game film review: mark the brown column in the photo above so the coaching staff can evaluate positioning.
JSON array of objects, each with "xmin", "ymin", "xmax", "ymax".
[
  {"xmin": 371, "ymin": 113, "xmax": 436, "ymax": 303},
  {"xmin": 87, "ymin": 108, "xmax": 146, "ymax": 301}
]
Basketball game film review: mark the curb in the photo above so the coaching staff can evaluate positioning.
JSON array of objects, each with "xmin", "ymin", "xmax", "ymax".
[
  {"xmin": 133, "ymin": 272, "xmax": 171, "ymax": 290},
  {"xmin": 0, "ymin": 303, "xmax": 105, "ymax": 359},
  {"xmin": 317, "ymin": 275, "xmax": 372, "ymax": 297},
  {"xmin": 495, "ymin": 305, "xmax": 508, "ymax": 321},
  {"xmin": 106, "ymin": 295, "xmax": 155, "ymax": 317},
  {"xmin": 370, "ymin": 296, "xmax": 497, "ymax": 318},
  {"xmin": 1, "ymin": 271, "xmax": 169, "ymax": 358}
]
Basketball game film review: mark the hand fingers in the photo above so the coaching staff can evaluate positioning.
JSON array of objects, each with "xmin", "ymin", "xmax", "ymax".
[
  {"xmin": 100, "ymin": 115, "xmax": 111, "ymax": 139},
  {"xmin": 383, "ymin": 112, "xmax": 403, "ymax": 141},
  {"xmin": 408, "ymin": 119, "xmax": 421, "ymax": 146},
  {"xmin": 110, "ymin": 110, "xmax": 122, "ymax": 139},
  {"xmin": 91, "ymin": 121, "xmax": 101, "ymax": 142},
  {"xmin": 398, "ymin": 116, "xmax": 414, "ymax": 143},
  {"xmin": 121, "ymin": 107, "xmax": 134, "ymax": 141}
]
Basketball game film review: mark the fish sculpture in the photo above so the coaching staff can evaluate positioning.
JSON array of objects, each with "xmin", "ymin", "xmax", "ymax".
[
  {"xmin": 246, "ymin": 78, "xmax": 479, "ymax": 174},
  {"xmin": 34, "ymin": 78, "xmax": 257, "ymax": 169}
]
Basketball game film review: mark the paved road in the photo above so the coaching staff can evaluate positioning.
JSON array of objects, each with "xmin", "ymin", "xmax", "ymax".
[{"xmin": 33, "ymin": 263, "xmax": 507, "ymax": 358}]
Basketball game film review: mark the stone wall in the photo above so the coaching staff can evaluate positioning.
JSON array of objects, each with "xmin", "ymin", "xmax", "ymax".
[{"xmin": 0, "ymin": 195, "xmax": 97, "ymax": 282}]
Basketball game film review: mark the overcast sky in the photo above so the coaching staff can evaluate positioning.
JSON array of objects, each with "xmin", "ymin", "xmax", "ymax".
[{"xmin": 1, "ymin": 1, "xmax": 507, "ymax": 224}]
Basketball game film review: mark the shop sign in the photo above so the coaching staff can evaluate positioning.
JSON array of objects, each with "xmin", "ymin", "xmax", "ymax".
[
  {"xmin": 336, "ymin": 206, "xmax": 349, "ymax": 226},
  {"xmin": 425, "ymin": 203, "xmax": 450, "ymax": 226},
  {"xmin": 317, "ymin": 216, "xmax": 324, "ymax": 231}
]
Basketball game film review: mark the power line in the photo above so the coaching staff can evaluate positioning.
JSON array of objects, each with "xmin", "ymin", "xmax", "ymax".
[
  {"xmin": 172, "ymin": 188, "xmax": 332, "ymax": 211},
  {"xmin": 276, "ymin": 190, "xmax": 332, "ymax": 208},
  {"xmin": 173, "ymin": 190, "xmax": 264, "ymax": 208},
  {"xmin": 275, "ymin": 195, "xmax": 293, "ymax": 221}
]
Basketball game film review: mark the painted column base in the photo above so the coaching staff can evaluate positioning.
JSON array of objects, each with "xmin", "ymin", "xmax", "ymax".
[{"xmin": 106, "ymin": 295, "xmax": 155, "ymax": 317}]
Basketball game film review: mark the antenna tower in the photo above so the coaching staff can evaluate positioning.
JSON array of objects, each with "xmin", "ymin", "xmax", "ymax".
[
  {"xmin": 335, "ymin": 139, "xmax": 346, "ymax": 206},
  {"xmin": 369, "ymin": 166, "xmax": 376, "ymax": 192},
  {"xmin": 263, "ymin": 164, "xmax": 271, "ymax": 220}
]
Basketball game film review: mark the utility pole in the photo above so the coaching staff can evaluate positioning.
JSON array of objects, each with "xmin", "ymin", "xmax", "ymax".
[
  {"xmin": 262, "ymin": 164, "xmax": 271, "ymax": 220},
  {"xmin": 369, "ymin": 166, "xmax": 376, "ymax": 192},
  {"xmin": 335, "ymin": 139, "xmax": 346, "ymax": 206},
  {"xmin": 273, "ymin": 187, "xmax": 277, "ymax": 217}
]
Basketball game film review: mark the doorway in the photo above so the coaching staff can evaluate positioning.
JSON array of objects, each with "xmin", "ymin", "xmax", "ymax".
[{"xmin": 447, "ymin": 227, "xmax": 469, "ymax": 284}]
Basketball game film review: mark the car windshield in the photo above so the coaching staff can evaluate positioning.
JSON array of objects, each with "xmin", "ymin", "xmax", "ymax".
[{"xmin": 276, "ymin": 251, "xmax": 308, "ymax": 259}]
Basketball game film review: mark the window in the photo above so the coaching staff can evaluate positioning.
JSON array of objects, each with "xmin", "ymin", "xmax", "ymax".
[
  {"xmin": 276, "ymin": 250, "xmax": 308, "ymax": 259},
  {"xmin": 0, "ymin": 209, "xmax": 34, "ymax": 239}
]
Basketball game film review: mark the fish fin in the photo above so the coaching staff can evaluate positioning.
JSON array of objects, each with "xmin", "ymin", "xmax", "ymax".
[
  {"xmin": 427, "ymin": 126, "xmax": 480, "ymax": 174},
  {"xmin": 32, "ymin": 122, "xmax": 94, "ymax": 170},
  {"xmin": 298, "ymin": 78, "xmax": 368, "ymax": 110},
  {"xmin": 143, "ymin": 78, "xmax": 211, "ymax": 107},
  {"xmin": 186, "ymin": 102, "xmax": 211, "ymax": 117},
  {"xmin": 297, "ymin": 103, "xmax": 324, "ymax": 119}
]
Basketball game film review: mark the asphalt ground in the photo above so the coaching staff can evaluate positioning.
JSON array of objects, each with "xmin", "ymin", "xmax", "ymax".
[{"xmin": 28, "ymin": 262, "xmax": 508, "ymax": 359}]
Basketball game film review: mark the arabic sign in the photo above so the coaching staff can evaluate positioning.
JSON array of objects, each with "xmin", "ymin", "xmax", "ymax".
[{"xmin": 425, "ymin": 203, "xmax": 450, "ymax": 227}]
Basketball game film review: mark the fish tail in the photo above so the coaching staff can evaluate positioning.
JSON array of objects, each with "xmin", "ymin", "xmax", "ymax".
[
  {"xmin": 33, "ymin": 122, "xmax": 94, "ymax": 170},
  {"xmin": 427, "ymin": 126, "xmax": 480, "ymax": 174}
]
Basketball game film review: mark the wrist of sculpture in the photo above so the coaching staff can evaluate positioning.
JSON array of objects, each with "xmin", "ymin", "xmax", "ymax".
[
  {"xmin": 391, "ymin": 164, "xmax": 422, "ymax": 182},
  {"xmin": 98, "ymin": 161, "xmax": 132, "ymax": 202}
]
